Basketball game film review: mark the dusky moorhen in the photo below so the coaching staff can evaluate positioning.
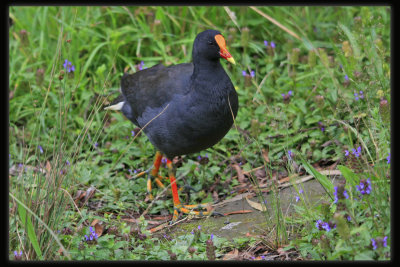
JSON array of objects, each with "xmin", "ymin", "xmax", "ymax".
[{"xmin": 106, "ymin": 29, "xmax": 238, "ymax": 222}]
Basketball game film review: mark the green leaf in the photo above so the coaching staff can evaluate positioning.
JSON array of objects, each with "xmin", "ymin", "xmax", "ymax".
[
  {"xmin": 300, "ymin": 158, "xmax": 334, "ymax": 200},
  {"xmin": 337, "ymin": 165, "xmax": 359, "ymax": 187},
  {"xmin": 354, "ymin": 251, "xmax": 374, "ymax": 260},
  {"xmin": 18, "ymin": 203, "xmax": 43, "ymax": 259}
]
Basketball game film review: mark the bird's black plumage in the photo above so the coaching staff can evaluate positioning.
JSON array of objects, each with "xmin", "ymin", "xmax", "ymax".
[{"xmin": 115, "ymin": 29, "xmax": 238, "ymax": 159}]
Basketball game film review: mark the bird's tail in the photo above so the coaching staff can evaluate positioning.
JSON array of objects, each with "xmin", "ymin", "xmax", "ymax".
[
  {"xmin": 104, "ymin": 92, "xmax": 125, "ymax": 110},
  {"xmin": 104, "ymin": 101, "xmax": 124, "ymax": 111}
]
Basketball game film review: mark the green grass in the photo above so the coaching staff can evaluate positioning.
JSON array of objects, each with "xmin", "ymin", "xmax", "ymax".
[{"xmin": 9, "ymin": 6, "xmax": 390, "ymax": 260}]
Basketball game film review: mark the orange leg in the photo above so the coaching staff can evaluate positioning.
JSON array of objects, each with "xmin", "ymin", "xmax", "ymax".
[
  {"xmin": 147, "ymin": 151, "xmax": 163, "ymax": 200},
  {"xmin": 166, "ymin": 158, "xmax": 213, "ymax": 222}
]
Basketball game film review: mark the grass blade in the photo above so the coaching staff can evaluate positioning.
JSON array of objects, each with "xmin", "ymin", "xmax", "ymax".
[{"xmin": 17, "ymin": 200, "xmax": 43, "ymax": 259}]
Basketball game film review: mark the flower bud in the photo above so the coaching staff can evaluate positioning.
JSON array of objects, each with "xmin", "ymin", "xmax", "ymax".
[
  {"xmin": 334, "ymin": 213, "xmax": 350, "ymax": 240},
  {"xmin": 19, "ymin": 30, "xmax": 29, "ymax": 47},
  {"xmin": 206, "ymin": 239, "xmax": 216, "ymax": 260},
  {"xmin": 308, "ymin": 49, "xmax": 316, "ymax": 68},
  {"xmin": 36, "ymin": 68, "xmax": 45, "ymax": 86},
  {"xmin": 379, "ymin": 98, "xmax": 390, "ymax": 123},
  {"xmin": 374, "ymin": 38, "xmax": 384, "ymax": 53},
  {"xmin": 241, "ymin": 27, "xmax": 250, "ymax": 48},
  {"xmin": 290, "ymin": 48, "xmax": 300, "ymax": 65},
  {"xmin": 318, "ymin": 48, "xmax": 329, "ymax": 67},
  {"xmin": 342, "ymin": 41, "xmax": 352, "ymax": 57}
]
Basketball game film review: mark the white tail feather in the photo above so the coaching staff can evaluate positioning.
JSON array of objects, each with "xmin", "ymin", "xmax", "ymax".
[{"xmin": 104, "ymin": 101, "xmax": 124, "ymax": 111}]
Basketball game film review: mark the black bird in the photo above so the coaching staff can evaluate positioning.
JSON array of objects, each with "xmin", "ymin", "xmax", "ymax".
[{"xmin": 106, "ymin": 29, "xmax": 238, "ymax": 222}]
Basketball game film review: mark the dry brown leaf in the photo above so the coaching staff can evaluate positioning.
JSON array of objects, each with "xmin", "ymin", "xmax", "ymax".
[
  {"xmin": 232, "ymin": 163, "xmax": 246, "ymax": 183},
  {"xmin": 83, "ymin": 187, "xmax": 96, "ymax": 204},
  {"xmin": 45, "ymin": 161, "xmax": 52, "ymax": 173},
  {"xmin": 93, "ymin": 222, "xmax": 104, "ymax": 238},
  {"xmin": 262, "ymin": 148, "xmax": 270, "ymax": 163},
  {"xmin": 245, "ymin": 196, "xmax": 266, "ymax": 211},
  {"xmin": 222, "ymin": 249, "xmax": 239, "ymax": 260},
  {"xmin": 73, "ymin": 190, "xmax": 86, "ymax": 204},
  {"xmin": 224, "ymin": 210, "xmax": 253, "ymax": 216}
]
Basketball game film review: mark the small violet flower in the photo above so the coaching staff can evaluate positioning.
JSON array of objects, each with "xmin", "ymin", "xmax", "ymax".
[
  {"xmin": 85, "ymin": 226, "xmax": 98, "ymax": 242},
  {"xmin": 138, "ymin": 61, "xmax": 146, "ymax": 71},
  {"xmin": 344, "ymin": 74, "xmax": 349, "ymax": 81},
  {"xmin": 14, "ymin": 251, "xmax": 23, "ymax": 260},
  {"xmin": 356, "ymin": 178, "xmax": 372, "ymax": 195},
  {"xmin": 316, "ymin": 220, "xmax": 334, "ymax": 232},
  {"xmin": 270, "ymin": 41, "xmax": 276, "ymax": 48},
  {"xmin": 38, "ymin": 145, "xmax": 43, "ymax": 154},
  {"xmin": 242, "ymin": 70, "xmax": 255, "ymax": 78},
  {"xmin": 288, "ymin": 150, "xmax": 294, "ymax": 161},
  {"xmin": 333, "ymin": 185, "xmax": 349, "ymax": 203},
  {"xmin": 354, "ymin": 91, "xmax": 364, "ymax": 101},
  {"xmin": 63, "ymin": 59, "xmax": 75, "ymax": 73},
  {"xmin": 371, "ymin": 238, "xmax": 378, "ymax": 250},
  {"xmin": 387, "ymin": 153, "xmax": 390, "ymax": 164}
]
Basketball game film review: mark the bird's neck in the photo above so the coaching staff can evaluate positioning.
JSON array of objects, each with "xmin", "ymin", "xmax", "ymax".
[{"xmin": 192, "ymin": 59, "xmax": 226, "ymax": 82}]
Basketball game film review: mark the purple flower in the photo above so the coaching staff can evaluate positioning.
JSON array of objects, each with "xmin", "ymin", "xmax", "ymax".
[
  {"xmin": 94, "ymin": 142, "xmax": 98, "ymax": 148},
  {"xmin": 242, "ymin": 70, "xmax": 255, "ymax": 77},
  {"xmin": 38, "ymin": 145, "xmax": 43, "ymax": 154},
  {"xmin": 63, "ymin": 59, "xmax": 75, "ymax": 73},
  {"xmin": 270, "ymin": 41, "xmax": 276, "ymax": 48},
  {"xmin": 161, "ymin": 158, "xmax": 167, "ymax": 164},
  {"xmin": 131, "ymin": 130, "xmax": 136, "ymax": 136},
  {"xmin": 13, "ymin": 250, "xmax": 23, "ymax": 260},
  {"xmin": 264, "ymin": 40, "xmax": 268, "ymax": 47},
  {"xmin": 295, "ymin": 196, "xmax": 300, "ymax": 202},
  {"xmin": 386, "ymin": 153, "xmax": 390, "ymax": 164},
  {"xmin": 383, "ymin": 236, "xmax": 388, "ymax": 247},
  {"xmin": 198, "ymin": 225, "xmax": 201, "ymax": 230},
  {"xmin": 371, "ymin": 238, "xmax": 377, "ymax": 250},
  {"xmin": 14, "ymin": 251, "xmax": 22, "ymax": 257},
  {"xmin": 318, "ymin": 121, "xmax": 325, "ymax": 132},
  {"xmin": 316, "ymin": 220, "xmax": 333, "ymax": 232},
  {"xmin": 347, "ymin": 216, "xmax": 351, "ymax": 221},
  {"xmin": 354, "ymin": 91, "xmax": 364, "ymax": 101},
  {"xmin": 138, "ymin": 61, "xmax": 145, "ymax": 71},
  {"xmin": 288, "ymin": 150, "xmax": 294, "ymax": 160},
  {"xmin": 334, "ymin": 186, "xmax": 349, "ymax": 203},
  {"xmin": 316, "ymin": 219, "xmax": 323, "ymax": 229},
  {"xmin": 66, "ymin": 160, "xmax": 70, "ymax": 166},
  {"xmin": 356, "ymin": 178, "xmax": 372, "ymax": 195},
  {"xmin": 351, "ymin": 146, "xmax": 361, "ymax": 157},
  {"xmin": 85, "ymin": 226, "xmax": 98, "ymax": 242},
  {"xmin": 344, "ymin": 74, "xmax": 349, "ymax": 81},
  {"xmin": 345, "ymin": 150, "xmax": 349, "ymax": 156},
  {"xmin": 288, "ymin": 90, "xmax": 293, "ymax": 96},
  {"xmin": 210, "ymin": 234, "xmax": 214, "ymax": 240}
]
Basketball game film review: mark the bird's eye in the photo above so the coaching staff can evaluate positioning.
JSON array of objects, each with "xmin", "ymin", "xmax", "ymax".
[{"xmin": 208, "ymin": 40, "xmax": 214, "ymax": 45}]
